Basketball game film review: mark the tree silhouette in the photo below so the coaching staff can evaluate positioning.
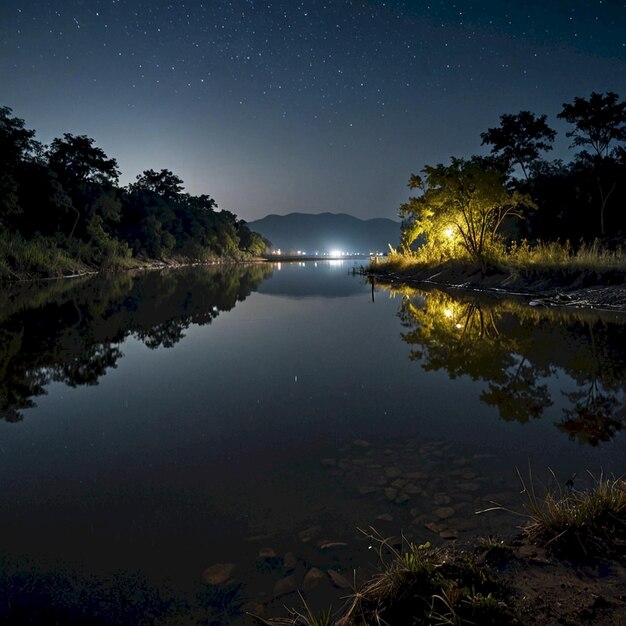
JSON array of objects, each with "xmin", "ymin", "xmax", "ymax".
[{"xmin": 480, "ymin": 111, "xmax": 556, "ymax": 179}]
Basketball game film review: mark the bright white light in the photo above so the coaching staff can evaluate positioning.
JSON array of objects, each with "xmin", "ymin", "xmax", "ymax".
[
  {"xmin": 329, "ymin": 249, "xmax": 342, "ymax": 257},
  {"xmin": 444, "ymin": 309, "xmax": 453, "ymax": 318},
  {"xmin": 443, "ymin": 227, "xmax": 454, "ymax": 238}
]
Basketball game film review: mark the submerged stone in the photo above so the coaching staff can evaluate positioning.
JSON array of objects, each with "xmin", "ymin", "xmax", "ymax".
[
  {"xmin": 434, "ymin": 506, "xmax": 456, "ymax": 519},
  {"xmin": 353, "ymin": 439, "xmax": 371, "ymax": 448},
  {"xmin": 202, "ymin": 563, "xmax": 236, "ymax": 585},
  {"xmin": 273, "ymin": 575, "xmax": 297, "ymax": 597},
  {"xmin": 283, "ymin": 552, "xmax": 298, "ymax": 571},
  {"xmin": 303, "ymin": 567, "xmax": 326, "ymax": 590},
  {"xmin": 376, "ymin": 513, "xmax": 394, "ymax": 522},
  {"xmin": 298, "ymin": 525, "xmax": 322, "ymax": 543},
  {"xmin": 328, "ymin": 569, "xmax": 352, "ymax": 589}
]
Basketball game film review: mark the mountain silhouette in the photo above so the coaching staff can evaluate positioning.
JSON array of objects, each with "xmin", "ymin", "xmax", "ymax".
[{"xmin": 248, "ymin": 212, "xmax": 400, "ymax": 255}]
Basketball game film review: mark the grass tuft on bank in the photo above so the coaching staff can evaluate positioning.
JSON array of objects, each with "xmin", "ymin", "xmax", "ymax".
[{"xmin": 521, "ymin": 471, "xmax": 626, "ymax": 558}]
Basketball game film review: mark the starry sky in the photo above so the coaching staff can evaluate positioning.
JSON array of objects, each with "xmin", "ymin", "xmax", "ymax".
[{"xmin": 2, "ymin": 1, "xmax": 626, "ymax": 221}]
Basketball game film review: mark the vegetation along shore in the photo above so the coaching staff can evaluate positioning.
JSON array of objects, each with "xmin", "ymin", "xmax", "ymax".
[
  {"xmin": 369, "ymin": 92, "xmax": 626, "ymax": 312},
  {"xmin": 0, "ymin": 105, "xmax": 269, "ymax": 281}
]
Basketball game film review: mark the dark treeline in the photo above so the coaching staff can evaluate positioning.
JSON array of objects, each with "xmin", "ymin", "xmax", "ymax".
[
  {"xmin": 399, "ymin": 91, "xmax": 626, "ymax": 258},
  {"xmin": 0, "ymin": 106, "xmax": 269, "ymax": 278}
]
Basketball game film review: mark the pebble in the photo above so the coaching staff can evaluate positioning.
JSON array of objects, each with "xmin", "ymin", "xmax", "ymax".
[
  {"xmin": 202, "ymin": 563, "xmax": 236, "ymax": 585},
  {"xmin": 258, "ymin": 548, "xmax": 276, "ymax": 558},
  {"xmin": 385, "ymin": 467, "xmax": 402, "ymax": 478},
  {"xmin": 376, "ymin": 514, "xmax": 394, "ymax": 522},
  {"xmin": 273, "ymin": 575, "xmax": 297, "ymax": 597},
  {"xmin": 439, "ymin": 529, "xmax": 458, "ymax": 540},
  {"xmin": 303, "ymin": 567, "xmax": 326, "ymax": 591},
  {"xmin": 353, "ymin": 439, "xmax": 371, "ymax": 448},
  {"xmin": 425, "ymin": 522, "xmax": 443, "ymax": 534},
  {"xmin": 395, "ymin": 493, "xmax": 411, "ymax": 504},
  {"xmin": 283, "ymin": 552, "xmax": 298, "ymax": 571},
  {"xmin": 434, "ymin": 506, "xmax": 456, "ymax": 519},
  {"xmin": 433, "ymin": 494, "xmax": 451, "ymax": 505},
  {"xmin": 391, "ymin": 478, "xmax": 408, "ymax": 489},
  {"xmin": 328, "ymin": 569, "xmax": 352, "ymax": 589},
  {"xmin": 384, "ymin": 487, "xmax": 398, "ymax": 501}
]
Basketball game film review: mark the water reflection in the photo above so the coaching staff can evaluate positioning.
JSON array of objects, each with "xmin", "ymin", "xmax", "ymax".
[
  {"xmin": 392, "ymin": 285, "xmax": 626, "ymax": 446},
  {"xmin": 0, "ymin": 264, "xmax": 272, "ymax": 422}
]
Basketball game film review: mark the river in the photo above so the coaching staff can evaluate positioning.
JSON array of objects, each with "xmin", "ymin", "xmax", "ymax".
[{"xmin": 0, "ymin": 261, "xmax": 624, "ymax": 623}]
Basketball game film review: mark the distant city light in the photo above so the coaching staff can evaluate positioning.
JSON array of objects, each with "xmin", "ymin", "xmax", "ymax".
[{"xmin": 329, "ymin": 249, "xmax": 342, "ymax": 257}]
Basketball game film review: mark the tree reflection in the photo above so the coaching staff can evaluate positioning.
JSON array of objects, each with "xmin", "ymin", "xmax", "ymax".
[
  {"xmin": 395, "ymin": 286, "xmax": 626, "ymax": 445},
  {"xmin": 0, "ymin": 265, "xmax": 272, "ymax": 422}
]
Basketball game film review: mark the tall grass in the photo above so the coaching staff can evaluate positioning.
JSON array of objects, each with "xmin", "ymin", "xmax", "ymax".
[{"xmin": 520, "ymin": 470, "xmax": 626, "ymax": 557}]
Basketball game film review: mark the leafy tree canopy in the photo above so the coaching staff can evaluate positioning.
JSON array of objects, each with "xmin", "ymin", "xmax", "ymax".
[{"xmin": 480, "ymin": 110, "xmax": 556, "ymax": 179}]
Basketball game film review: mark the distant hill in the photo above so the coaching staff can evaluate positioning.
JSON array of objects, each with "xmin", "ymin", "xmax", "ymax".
[{"xmin": 248, "ymin": 212, "xmax": 400, "ymax": 255}]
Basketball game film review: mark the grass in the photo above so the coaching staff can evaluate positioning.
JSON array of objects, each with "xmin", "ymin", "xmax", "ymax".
[
  {"xmin": 376, "ymin": 240, "xmax": 626, "ymax": 280},
  {"xmin": 519, "ymin": 470, "xmax": 626, "ymax": 557}
]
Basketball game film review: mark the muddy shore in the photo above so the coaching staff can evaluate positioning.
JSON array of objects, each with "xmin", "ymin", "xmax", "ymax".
[{"xmin": 368, "ymin": 259, "xmax": 626, "ymax": 313}]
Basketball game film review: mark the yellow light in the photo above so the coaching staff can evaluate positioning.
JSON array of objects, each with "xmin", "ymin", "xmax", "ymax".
[
  {"xmin": 444, "ymin": 308, "xmax": 453, "ymax": 318},
  {"xmin": 443, "ymin": 227, "xmax": 454, "ymax": 238}
]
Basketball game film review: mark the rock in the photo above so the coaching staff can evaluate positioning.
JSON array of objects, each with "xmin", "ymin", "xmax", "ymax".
[
  {"xmin": 385, "ymin": 467, "xmax": 402, "ymax": 478},
  {"xmin": 404, "ymin": 472, "xmax": 426, "ymax": 479},
  {"xmin": 425, "ymin": 522, "xmax": 442, "ymax": 534},
  {"xmin": 391, "ymin": 478, "xmax": 408, "ymax": 489},
  {"xmin": 328, "ymin": 569, "xmax": 352, "ymax": 589},
  {"xmin": 461, "ymin": 469, "xmax": 479, "ymax": 480},
  {"xmin": 433, "ymin": 494, "xmax": 451, "ymax": 505},
  {"xmin": 353, "ymin": 439, "xmax": 371, "ymax": 448},
  {"xmin": 404, "ymin": 483, "xmax": 422, "ymax": 495},
  {"xmin": 321, "ymin": 458, "xmax": 337, "ymax": 467},
  {"xmin": 202, "ymin": 563, "xmax": 236, "ymax": 585},
  {"xmin": 241, "ymin": 602, "xmax": 265, "ymax": 617},
  {"xmin": 298, "ymin": 525, "xmax": 322, "ymax": 543},
  {"xmin": 439, "ymin": 529, "xmax": 458, "ymax": 540},
  {"xmin": 452, "ymin": 458, "xmax": 467, "ymax": 466},
  {"xmin": 337, "ymin": 458, "xmax": 352, "ymax": 471},
  {"xmin": 283, "ymin": 552, "xmax": 298, "ymax": 570},
  {"xmin": 458, "ymin": 482, "xmax": 481, "ymax": 492},
  {"xmin": 258, "ymin": 547, "xmax": 277, "ymax": 558},
  {"xmin": 274, "ymin": 575, "xmax": 297, "ymax": 597},
  {"xmin": 384, "ymin": 487, "xmax": 398, "ymax": 501},
  {"xmin": 434, "ymin": 507, "xmax": 456, "ymax": 520},
  {"xmin": 376, "ymin": 513, "xmax": 394, "ymax": 522},
  {"xmin": 410, "ymin": 507, "xmax": 421, "ymax": 518},
  {"xmin": 303, "ymin": 567, "xmax": 326, "ymax": 591},
  {"xmin": 395, "ymin": 493, "xmax": 411, "ymax": 504}
]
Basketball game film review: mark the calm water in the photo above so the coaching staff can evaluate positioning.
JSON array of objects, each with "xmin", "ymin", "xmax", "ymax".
[{"xmin": 1, "ymin": 262, "xmax": 625, "ymax": 622}]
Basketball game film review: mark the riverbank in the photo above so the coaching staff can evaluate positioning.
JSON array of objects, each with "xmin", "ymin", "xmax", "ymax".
[{"xmin": 367, "ymin": 257, "xmax": 626, "ymax": 312}]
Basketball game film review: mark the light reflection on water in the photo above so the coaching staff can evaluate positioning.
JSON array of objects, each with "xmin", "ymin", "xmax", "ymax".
[{"xmin": 0, "ymin": 262, "xmax": 624, "ymax": 620}]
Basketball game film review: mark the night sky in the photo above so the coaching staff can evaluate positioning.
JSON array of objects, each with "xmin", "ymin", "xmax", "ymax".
[{"xmin": 2, "ymin": 1, "xmax": 626, "ymax": 222}]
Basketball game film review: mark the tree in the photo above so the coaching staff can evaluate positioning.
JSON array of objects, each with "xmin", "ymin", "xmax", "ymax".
[
  {"xmin": 47, "ymin": 134, "xmax": 120, "ymax": 185},
  {"xmin": 129, "ymin": 169, "xmax": 184, "ymax": 200},
  {"xmin": 557, "ymin": 92, "xmax": 626, "ymax": 236},
  {"xmin": 558, "ymin": 91, "xmax": 626, "ymax": 159},
  {"xmin": 399, "ymin": 158, "xmax": 535, "ymax": 261},
  {"xmin": 0, "ymin": 107, "xmax": 38, "ymax": 225},
  {"xmin": 480, "ymin": 111, "xmax": 556, "ymax": 179}
]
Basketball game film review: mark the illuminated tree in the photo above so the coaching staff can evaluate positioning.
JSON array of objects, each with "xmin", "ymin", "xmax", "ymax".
[
  {"xmin": 399, "ymin": 157, "xmax": 535, "ymax": 260},
  {"xmin": 480, "ymin": 111, "xmax": 556, "ymax": 179}
]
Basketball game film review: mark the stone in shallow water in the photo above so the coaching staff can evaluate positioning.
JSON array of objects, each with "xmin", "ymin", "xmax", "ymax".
[
  {"xmin": 433, "ymin": 494, "xmax": 451, "ymax": 505},
  {"xmin": 391, "ymin": 478, "xmax": 408, "ymax": 489},
  {"xmin": 303, "ymin": 567, "xmax": 326, "ymax": 591},
  {"xmin": 425, "ymin": 522, "xmax": 443, "ymax": 534},
  {"xmin": 458, "ymin": 482, "xmax": 480, "ymax": 492},
  {"xmin": 385, "ymin": 467, "xmax": 402, "ymax": 478},
  {"xmin": 274, "ymin": 575, "xmax": 297, "ymax": 597},
  {"xmin": 395, "ymin": 493, "xmax": 411, "ymax": 504},
  {"xmin": 403, "ymin": 483, "xmax": 422, "ymax": 495},
  {"xmin": 353, "ymin": 439, "xmax": 371, "ymax": 448},
  {"xmin": 241, "ymin": 602, "xmax": 265, "ymax": 618},
  {"xmin": 202, "ymin": 563, "xmax": 236, "ymax": 585},
  {"xmin": 434, "ymin": 506, "xmax": 456, "ymax": 520},
  {"xmin": 384, "ymin": 487, "xmax": 398, "ymax": 501},
  {"xmin": 328, "ymin": 569, "xmax": 352, "ymax": 589},
  {"xmin": 258, "ymin": 547, "xmax": 276, "ymax": 558},
  {"xmin": 376, "ymin": 513, "xmax": 394, "ymax": 522},
  {"xmin": 283, "ymin": 552, "xmax": 298, "ymax": 571},
  {"xmin": 439, "ymin": 529, "xmax": 458, "ymax": 540}
]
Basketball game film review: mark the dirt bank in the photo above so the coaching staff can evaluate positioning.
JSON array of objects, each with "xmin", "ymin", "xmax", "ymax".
[{"xmin": 369, "ymin": 259, "xmax": 626, "ymax": 312}]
